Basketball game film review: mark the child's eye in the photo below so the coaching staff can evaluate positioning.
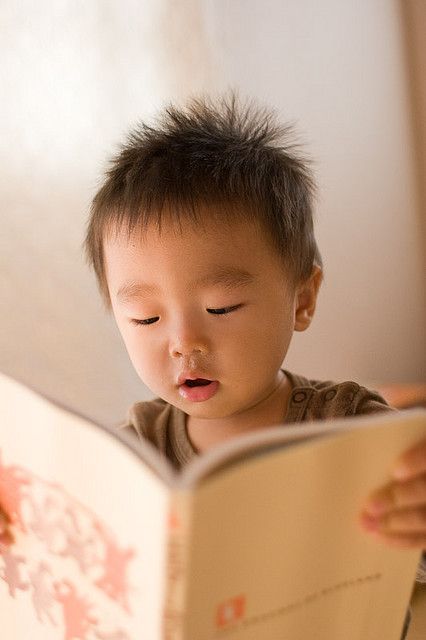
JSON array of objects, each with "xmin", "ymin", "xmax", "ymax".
[
  {"xmin": 207, "ymin": 304, "xmax": 243, "ymax": 315},
  {"xmin": 131, "ymin": 317, "xmax": 159, "ymax": 326},
  {"xmin": 131, "ymin": 304, "xmax": 243, "ymax": 326}
]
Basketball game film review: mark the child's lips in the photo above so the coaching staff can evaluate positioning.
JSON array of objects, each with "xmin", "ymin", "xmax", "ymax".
[
  {"xmin": 177, "ymin": 372, "xmax": 214, "ymax": 386},
  {"xmin": 178, "ymin": 380, "xmax": 219, "ymax": 402}
]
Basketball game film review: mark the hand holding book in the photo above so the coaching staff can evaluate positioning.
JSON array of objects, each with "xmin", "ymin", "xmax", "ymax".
[{"xmin": 360, "ymin": 438, "xmax": 426, "ymax": 551}]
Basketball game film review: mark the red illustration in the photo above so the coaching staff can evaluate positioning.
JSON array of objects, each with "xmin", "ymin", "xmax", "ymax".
[
  {"xmin": 93, "ymin": 520, "xmax": 136, "ymax": 614},
  {"xmin": 53, "ymin": 580, "xmax": 98, "ymax": 639},
  {"xmin": 0, "ymin": 451, "xmax": 32, "ymax": 534},
  {"xmin": 0, "ymin": 447, "xmax": 136, "ymax": 639},
  {"xmin": 29, "ymin": 561, "xmax": 57, "ymax": 625},
  {"xmin": 0, "ymin": 542, "xmax": 29, "ymax": 597}
]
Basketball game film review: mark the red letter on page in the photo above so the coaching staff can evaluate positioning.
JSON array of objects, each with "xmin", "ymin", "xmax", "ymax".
[{"xmin": 216, "ymin": 594, "xmax": 246, "ymax": 628}]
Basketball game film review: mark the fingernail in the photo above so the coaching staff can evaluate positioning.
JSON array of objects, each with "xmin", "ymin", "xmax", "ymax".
[
  {"xmin": 364, "ymin": 500, "xmax": 387, "ymax": 516},
  {"xmin": 360, "ymin": 512, "xmax": 380, "ymax": 531},
  {"xmin": 392, "ymin": 465, "xmax": 410, "ymax": 480}
]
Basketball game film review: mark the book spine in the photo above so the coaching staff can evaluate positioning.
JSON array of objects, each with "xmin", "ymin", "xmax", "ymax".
[{"xmin": 162, "ymin": 490, "xmax": 192, "ymax": 640}]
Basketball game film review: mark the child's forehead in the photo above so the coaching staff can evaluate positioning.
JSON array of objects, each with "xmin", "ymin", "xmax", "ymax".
[
  {"xmin": 105, "ymin": 223, "xmax": 258, "ymax": 270},
  {"xmin": 104, "ymin": 211, "xmax": 265, "ymax": 249},
  {"xmin": 103, "ymin": 211, "xmax": 294, "ymax": 293}
]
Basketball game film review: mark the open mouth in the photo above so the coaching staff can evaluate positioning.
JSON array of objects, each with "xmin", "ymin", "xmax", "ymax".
[
  {"xmin": 178, "ymin": 378, "xmax": 219, "ymax": 402},
  {"xmin": 184, "ymin": 379, "xmax": 212, "ymax": 387}
]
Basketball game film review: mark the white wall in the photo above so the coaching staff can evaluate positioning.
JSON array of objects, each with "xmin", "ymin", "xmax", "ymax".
[
  {"xmin": 1, "ymin": 0, "xmax": 424, "ymax": 427},
  {"xmin": 202, "ymin": 0, "xmax": 425, "ymax": 385}
]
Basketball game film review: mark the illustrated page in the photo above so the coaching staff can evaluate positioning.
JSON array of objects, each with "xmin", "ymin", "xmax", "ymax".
[{"xmin": 0, "ymin": 372, "xmax": 170, "ymax": 639}]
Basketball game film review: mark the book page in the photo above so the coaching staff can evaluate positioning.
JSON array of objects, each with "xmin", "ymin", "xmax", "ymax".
[
  {"xmin": 180, "ymin": 419, "xmax": 338, "ymax": 488},
  {"xmin": 0, "ymin": 372, "xmax": 170, "ymax": 639},
  {"xmin": 182, "ymin": 411, "xmax": 426, "ymax": 639},
  {"xmin": 180, "ymin": 409, "xmax": 424, "ymax": 488}
]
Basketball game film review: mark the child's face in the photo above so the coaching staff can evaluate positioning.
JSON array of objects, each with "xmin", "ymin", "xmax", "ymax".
[{"xmin": 104, "ymin": 211, "xmax": 307, "ymax": 419}]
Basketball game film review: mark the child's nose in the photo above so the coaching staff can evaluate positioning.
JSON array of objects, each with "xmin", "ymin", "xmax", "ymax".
[
  {"xmin": 169, "ymin": 321, "xmax": 209, "ymax": 358},
  {"xmin": 170, "ymin": 338, "xmax": 208, "ymax": 358}
]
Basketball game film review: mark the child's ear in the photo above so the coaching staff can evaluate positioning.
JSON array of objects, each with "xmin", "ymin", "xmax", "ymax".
[{"xmin": 294, "ymin": 265, "xmax": 323, "ymax": 332}]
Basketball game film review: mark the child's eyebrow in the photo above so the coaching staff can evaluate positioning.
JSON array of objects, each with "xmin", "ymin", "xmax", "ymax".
[
  {"xmin": 196, "ymin": 267, "xmax": 256, "ymax": 289},
  {"xmin": 116, "ymin": 267, "xmax": 256, "ymax": 303}
]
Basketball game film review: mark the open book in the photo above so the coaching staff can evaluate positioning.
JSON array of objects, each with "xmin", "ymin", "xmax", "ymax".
[{"xmin": 1, "ymin": 371, "xmax": 425, "ymax": 640}]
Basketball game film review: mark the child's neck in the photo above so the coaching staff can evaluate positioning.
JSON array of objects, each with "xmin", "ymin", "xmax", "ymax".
[{"xmin": 186, "ymin": 371, "xmax": 291, "ymax": 454}]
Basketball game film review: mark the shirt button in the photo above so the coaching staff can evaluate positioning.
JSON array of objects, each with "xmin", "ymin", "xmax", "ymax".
[
  {"xmin": 325, "ymin": 389, "xmax": 337, "ymax": 401},
  {"xmin": 343, "ymin": 392, "xmax": 355, "ymax": 405},
  {"xmin": 293, "ymin": 391, "xmax": 307, "ymax": 403}
]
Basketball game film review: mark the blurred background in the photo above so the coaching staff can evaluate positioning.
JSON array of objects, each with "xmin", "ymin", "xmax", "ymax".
[{"xmin": 1, "ymin": 0, "xmax": 425, "ymax": 428}]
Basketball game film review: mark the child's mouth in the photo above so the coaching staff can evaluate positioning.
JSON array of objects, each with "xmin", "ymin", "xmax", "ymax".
[
  {"xmin": 179, "ymin": 379, "xmax": 219, "ymax": 402},
  {"xmin": 185, "ymin": 379, "xmax": 212, "ymax": 387}
]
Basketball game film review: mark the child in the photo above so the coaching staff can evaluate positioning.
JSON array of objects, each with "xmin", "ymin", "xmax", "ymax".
[
  {"xmin": 85, "ymin": 91, "xmax": 426, "ymax": 573},
  {"xmin": 1, "ymin": 94, "xmax": 425, "ymax": 635}
]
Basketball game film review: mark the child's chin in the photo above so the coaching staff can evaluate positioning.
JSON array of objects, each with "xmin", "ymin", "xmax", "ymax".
[{"xmin": 183, "ymin": 401, "xmax": 241, "ymax": 421}]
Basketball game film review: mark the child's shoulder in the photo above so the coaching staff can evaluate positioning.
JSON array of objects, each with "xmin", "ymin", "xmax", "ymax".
[
  {"xmin": 116, "ymin": 396, "xmax": 182, "ymax": 453},
  {"xmin": 284, "ymin": 370, "xmax": 395, "ymax": 423}
]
